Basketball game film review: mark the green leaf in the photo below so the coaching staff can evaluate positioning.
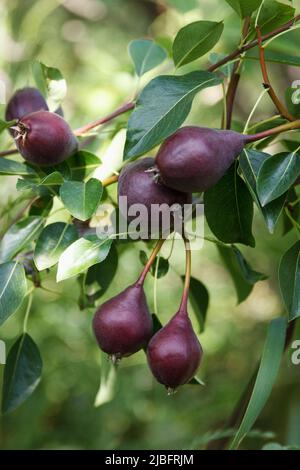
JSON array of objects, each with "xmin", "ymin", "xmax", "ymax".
[
  {"xmin": 0, "ymin": 158, "xmax": 36, "ymax": 176},
  {"xmin": 232, "ymin": 246, "xmax": 267, "ymax": 283},
  {"xmin": 254, "ymin": 0, "xmax": 295, "ymax": 34},
  {"xmin": 139, "ymin": 251, "xmax": 169, "ymax": 278},
  {"xmin": 29, "ymin": 196, "xmax": 53, "ymax": 217},
  {"xmin": 230, "ymin": 316, "xmax": 286, "ymax": 449},
  {"xmin": 186, "ymin": 276, "xmax": 209, "ymax": 332},
  {"xmin": 128, "ymin": 39, "xmax": 167, "ymax": 76},
  {"xmin": 0, "ymin": 262, "xmax": 27, "ymax": 326},
  {"xmin": 85, "ymin": 243, "xmax": 118, "ymax": 298},
  {"xmin": 60, "ymin": 178, "xmax": 102, "ymax": 221},
  {"xmin": 16, "ymin": 178, "xmax": 51, "ymax": 198},
  {"xmin": 2, "ymin": 334, "xmax": 42, "ymax": 414},
  {"xmin": 0, "ymin": 216, "xmax": 44, "ymax": 262},
  {"xmin": 0, "ymin": 118, "xmax": 16, "ymax": 134},
  {"xmin": 240, "ymin": 149, "xmax": 287, "ymax": 233},
  {"xmin": 67, "ymin": 151, "xmax": 101, "ymax": 181},
  {"xmin": 39, "ymin": 171, "xmax": 64, "ymax": 186},
  {"xmin": 225, "ymin": 0, "xmax": 262, "ymax": 18},
  {"xmin": 57, "ymin": 235, "xmax": 112, "ymax": 281},
  {"xmin": 32, "ymin": 61, "xmax": 66, "ymax": 111},
  {"xmin": 246, "ymin": 50, "xmax": 300, "ymax": 68},
  {"xmin": 173, "ymin": 21, "xmax": 223, "ymax": 67},
  {"xmin": 124, "ymin": 71, "xmax": 222, "ymax": 160},
  {"xmin": 34, "ymin": 222, "xmax": 78, "ymax": 271},
  {"xmin": 218, "ymin": 246, "xmax": 253, "ymax": 303},
  {"xmin": 257, "ymin": 152, "xmax": 300, "ymax": 206},
  {"xmin": 204, "ymin": 165, "xmax": 255, "ymax": 247},
  {"xmin": 279, "ymin": 241, "xmax": 300, "ymax": 321}
]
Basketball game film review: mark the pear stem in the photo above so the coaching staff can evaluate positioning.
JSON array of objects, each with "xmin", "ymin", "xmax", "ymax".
[
  {"xmin": 179, "ymin": 239, "xmax": 191, "ymax": 313},
  {"xmin": 73, "ymin": 102, "xmax": 135, "ymax": 136},
  {"xmin": 102, "ymin": 174, "xmax": 119, "ymax": 187},
  {"xmin": 137, "ymin": 239, "xmax": 165, "ymax": 286},
  {"xmin": 0, "ymin": 148, "xmax": 19, "ymax": 158},
  {"xmin": 245, "ymin": 119, "xmax": 300, "ymax": 143}
]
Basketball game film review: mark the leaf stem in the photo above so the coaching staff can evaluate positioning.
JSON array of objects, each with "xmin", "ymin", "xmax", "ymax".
[
  {"xmin": 245, "ymin": 119, "xmax": 300, "ymax": 143},
  {"xmin": 137, "ymin": 239, "xmax": 165, "ymax": 285},
  {"xmin": 0, "ymin": 148, "xmax": 19, "ymax": 158},
  {"xmin": 256, "ymin": 26, "xmax": 294, "ymax": 121},
  {"xmin": 179, "ymin": 239, "xmax": 191, "ymax": 312},
  {"xmin": 102, "ymin": 174, "xmax": 119, "ymax": 187},
  {"xmin": 73, "ymin": 102, "xmax": 135, "ymax": 136},
  {"xmin": 23, "ymin": 293, "xmax": 33, "ymax": 333}
]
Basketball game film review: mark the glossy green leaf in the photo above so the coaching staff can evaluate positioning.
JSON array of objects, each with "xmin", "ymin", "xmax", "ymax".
[
  {"xmin": 39, "ymin": 171, "xmax": 64, "ymax": 186},
  {"xmin": 67, "ymin": 151, "xmax": 101, "ymax": 181},
  {"xmin": 85, "ymin": 243, "xmax": 118, "ymax": 299},
  {"xmin": 240, "ymin": 149, "xmax": 287, "ymax": 233},
  {"xmin": 0, "ymin": 216, "xmax": 44, "ymax": 262},
  {"xmin": 173, "ymin": 21, "xmax": 224, "ymax": 67},
  {"xmin": 0, "ymin": 262, "xmax": 27, "ymax": 325},
  {"xmin": 34, "ymin": 222, "xmax": 78, "ymax": 271},
  {"xmin": 29, "ymin": 196, "xmax": 53, "ymax": 217},
  {"xmin": 257, "ymin": 152, "xmax": 300, "ymax": 206},
  {"xmin": 279, "ymin": 241, "xmax": 300, "ymax": 321},
  {"xmin": 60, "ymin": 178, "xmax": 102, "ymax": 221},
  {"xmin": 124, "ymin": 71, "xmax": 222, "ymax": 160},
  {"xmin": 185, "ymin": 276, "xmax": 209, "ymax": 332},
  {"xmin": 225, "ymin": 0, "xmax": 262, "ymax": 18},
  {"xmin": 0, "ymin": 158, "xmax": 36, "ymax": 176},
  {"xmin": 2, "ymin": 334, "xmax": 42, "ymax": 414},
  {"xmin": 32, "ymin": 61, "xmax": 66, "ymax": 111},
  {"xmin": 218, "ymin": 246, "xmax": 253, "ymax": 303},
  {"xmin": 204, "ymin": 165, "xmax": 255, "ymax": 246},
  {"xmin": 57, "ymin": 235, "xmax": 112, "ymax": 281},
  {"xmin": 254, "ymin": 0, "xmax": 295, "ymax": 34},
  {"xmin": 129, "ymin": 39, "xmax": 167, "ymax": 76},
  {"xmin": 230, "ymin": 316, "xmax": 286, "ymax": 449},
  {"xmin": 232, "ymin": 246, "xmax": 267, "ymax": 284}
]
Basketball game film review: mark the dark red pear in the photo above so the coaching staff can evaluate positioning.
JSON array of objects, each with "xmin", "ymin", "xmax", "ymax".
[
  {"xmin": 13, "ymin": 110, "xmax": 78, "ymax": 166},
  {"xmin": 93, "ymin": 283, "xmax": 153, "ymax": 361},
  {"xmin": 147, "ymin": 305, "xmax": 202, "ymax": 391},
  {"xmin": 5, "ymin": 87, "xmax": 49, "ymax": 123},
  {"xmin": 155, "ymin": 126, "xmax": 246, "ymax": 193},
  {"xmin": 118, "ymin": 157, "xmax": 191, "ymax": 238}
]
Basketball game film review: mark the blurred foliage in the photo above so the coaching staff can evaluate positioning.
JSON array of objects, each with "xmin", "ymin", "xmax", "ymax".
[{"xmin": 0, "ymin": 0, "xmax": 300, "ymax": 450}]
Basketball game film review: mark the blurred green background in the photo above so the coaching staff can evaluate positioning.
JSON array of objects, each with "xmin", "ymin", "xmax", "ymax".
[{"xmin": 0, "ymin": 0, "xmax": 300, "ymax": 450}]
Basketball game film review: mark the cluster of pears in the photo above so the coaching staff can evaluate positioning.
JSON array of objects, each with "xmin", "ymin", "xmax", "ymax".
[
  {"xmin": 93, "ymin": 244, "xmax": 203, "ymax": 392},
  {"xmin": 5, "ymin": 86, "xmax": 283, "ymax": 391}
]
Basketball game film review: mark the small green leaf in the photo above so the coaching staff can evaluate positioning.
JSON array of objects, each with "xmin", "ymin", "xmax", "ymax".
[
  {"xmin": 39, "ymin": 171, "xmax": 64, "ymax": 186},
  {"xmin": 0, "ymin": 216, "xmax": 44, "ymax": 262},
  {"xmin": 279, "ymin": 241, "xmax": 300, "ymax": 321},
  {"xmin": 34, "ymin": 222, "xmax": 78, "ymax": 271},
  {"xmin": 57, "ymin": 235, "xmax": 112, "ymax": 281},
  {"xmin": 124, "ymin": 71, "xmax": 222, "ymax": 160},
  {"xmin": 225, "ymin": 0, "xmax": 262, "ymax": 18},
  {"xmin": 67, "ymin": 151, "xmax": 101, "ymax": 181},
  {"xmin": 60, "ymin": 178, "xmax": 102, "ymax": 221},
  {"xmin": 129, "ymin": 39, "xmax": 167, "ymax": 76},
  {"xmin": 204, "ymin": 165, "xmax": 255, "ymax": 247},
  {"xmin": 257, "ymin": 152, "xmax": 300, "ymax": 206},
  {"xmin": 232, "ymin": 246, "xmax": 267, "ymax": 284},
  {"xmin": 0, "ymin": 118, "xmax": 16, "ymax": 134},
  {"xmin": 230, "ymin": 317, "xmax": 286, "ymax": 449},
  {"xmin": 173, "ymin": 21, "xmax": 224, "ymax": 67},
  {"xmin": 240, "ymin": 149, "xmax": 287, "ymax": 233},
  {"xmin": 218, "ymin": 246, "xmax": 253, "ymax": 303},
  {"xmin": 0, "ymin": 158, "xmax": 36, "ymax": 176},
  {"xmin": 182, "ymin": 276, "xmax": 209, "ymax": 332},
  {"xmin": 32, "ymin": 61, "xmax": 66, "ymax": 111},
  {"xmin": 2, "ymin": 334, "xmax": 42, "ymax": 414},
  {"xmin": 0, "ymin": 262, "xmax": 27, "ymax": 326}
]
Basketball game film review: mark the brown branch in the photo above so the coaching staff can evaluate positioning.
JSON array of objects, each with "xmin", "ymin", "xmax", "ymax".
[
  {"xmin": 73, "ymin": 102, "xmax": 135, "ymax": 136},
  {"xmin": 208, "ymin": 15, "xmax": 300, "ymax": 73},
  {"xmin": 0, "ymin": 148, "xmax": 19, "ymax": 158},
  {"xmin": 256, "ymin": 26, "xmax": 295, "ymax": 121},
  {"xmin": 223, "ymin": 17, "xmax": 251, "ymax": 129},
  {"xmin": 102, "ymin": 174, "xmax": 119, "ymax": 187}
]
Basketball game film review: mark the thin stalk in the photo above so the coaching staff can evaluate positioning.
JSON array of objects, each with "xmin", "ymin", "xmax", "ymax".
[
  {"xmin": 0, "ymin": 148, "xmax": 19, "ymax": 158},
  {"xmin": 102, "ymin": 174, "xmax": 119, "ymax": 187},
  {"xmin": 179, "ymin": 239, "xmax": 191, "ymax": 312},
  {"xmin": 256, "ymin": 26, "xmax": 294, "ymax": 121},
  {"xmin": 153, "ymin": 253, "xmax": 160, "ymax": 315},
  {"xmin": 137, "ymin": 239, "xmax": 165, "ymax": 285},
  {"xmin": 73, "ymin": 102, "xmax": 135, "ymax": 136},
  {"xmin": 243, "ymin": 88, "xmax": 269, "ymax": 134},
  {"xmin": 23, "ymin": 294, "xmax": 33, "ymax": 333},
  {"xmin": 245, "ymin": 119, "xmax": 300, "ymax": 143}
]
